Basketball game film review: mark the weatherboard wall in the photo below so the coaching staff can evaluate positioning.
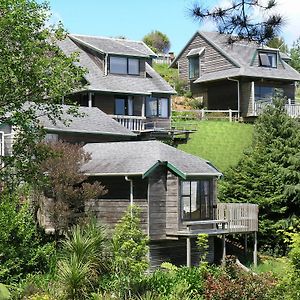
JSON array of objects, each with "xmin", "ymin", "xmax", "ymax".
[{"xmin": 176, "ymin": 32, "xmax": 237, "ymax": 82}]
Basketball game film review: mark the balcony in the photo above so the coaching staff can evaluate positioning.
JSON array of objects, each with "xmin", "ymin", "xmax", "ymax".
[
  {"xmin": 254, "ymin": 100, "xmax": 300, "ymax": 118},
  {"xmin": 178, "ymin": 203, "xmax": 258, "ymax": 236},
  {"xmin": 110, "ymin": 115, "xmax": 146, "ymax": 132}
]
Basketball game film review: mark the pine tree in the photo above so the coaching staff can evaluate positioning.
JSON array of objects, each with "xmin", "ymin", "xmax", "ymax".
[{"xmin": 219, "ymin": 99, "xmax": 300, "ymax": 253}]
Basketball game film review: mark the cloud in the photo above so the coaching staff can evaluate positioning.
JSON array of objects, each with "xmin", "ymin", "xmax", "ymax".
[{"xmin": 199, "ymin": 0, "xmax": 300, "ymax": 46}]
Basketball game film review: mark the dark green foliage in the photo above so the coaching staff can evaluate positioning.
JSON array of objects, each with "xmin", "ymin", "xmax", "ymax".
[
  {"xmin": 266, "ymin": 36, "xmax": 289, "ymax": 53},
  {"xmin": 219, "ymin": 99, "xmax": 300, "ymax": 253},
  {"xmin": 189, "ymin": 0, "xmax": 283, "ymax": 44},
  {"xmin": 143, "ymin": 31, "xmax": 170, "ymax": 54},
  {"xmin": 0, "ymin": 189, "xmax": 55, "ymax": 284},
  {"xmin": 290, "ymin": 37, "xmax": 300, "ymax": 73},
  {"xmin": 0, "ymin": 0, "xmax": 85, "ymax": 186},
  {"xmin": 57, "ymin": 219, "xmax": 110, "ymax": 299}
]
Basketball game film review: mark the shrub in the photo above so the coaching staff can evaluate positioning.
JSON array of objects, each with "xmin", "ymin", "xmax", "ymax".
[
  {"xmin": 0, "ymin": 189, "xmax": 55, "ymax": 284},
  {"xmin": 56, "ymin": 219, "xmax": 110, "ymax": 300}
]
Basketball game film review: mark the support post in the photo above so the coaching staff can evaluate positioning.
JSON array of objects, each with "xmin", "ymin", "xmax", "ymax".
[
  {"xmin": 186, "ymin": 237, "xmax": 191, "ymax": 267},
  {"xmin": 253, "ymin": 231, "xmax": 257, "ymax": 268},
  {"xmin": 222, "ymin": 234, "xmax": 226, "ymax": 265},
  {"xmin": 88, "ymin": 92, "xmax": 93, "ymax": 108},
  {"xmin": 229, "ymin": 109, "xmax": 232, "ymax": 122},
  {"xmin": 201, "ymin": 108, "xmax": 205, "ymax": 119},
  {"xmin": 244, "ymin": 233, "xmax": 248, "ymax": 257}
]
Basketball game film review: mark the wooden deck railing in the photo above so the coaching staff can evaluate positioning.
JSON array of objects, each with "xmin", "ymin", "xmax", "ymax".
[
  {"xmin": 254, "ymin": 102, "xmax": 300, "ymax": 118},
  {"xmin": 216, "ymin": 203, "xmax": 258, "ymax": 233},
  {"xmin": 110, "ymin": 115, "xmax": 146, "ymax": 131}
]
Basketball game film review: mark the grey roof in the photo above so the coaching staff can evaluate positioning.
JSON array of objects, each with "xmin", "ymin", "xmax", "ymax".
[
  {"xmin": 187, "ymin": 47, "xmax": 205, "ymax": 57},
  {"xmin": 38, "ymin": 105, "xmax": 136, "ymax": 137},
  {"xmin": 70, "ymin": 34, "xmax": 156, "ymax": 58},
  {"xmin": 57, "ymin": 36, "xmax": 175, "ymax": 95},
  {"xmin": 81, "ymin": 141, "xmax": 221, "ymax": 177},
  {"xmin": 174, "ymin": 31, "xmax": 300, "ymax": 83}
]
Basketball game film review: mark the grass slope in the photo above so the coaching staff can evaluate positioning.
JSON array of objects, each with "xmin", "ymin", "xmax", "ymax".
[{"xmin": 178, "ymin": 120, "xmax": 254, "ymax": 172}]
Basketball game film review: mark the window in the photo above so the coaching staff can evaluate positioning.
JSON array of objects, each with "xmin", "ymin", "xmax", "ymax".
[
  {"xmin": 128, "ymin": 58, "xmax": 139, "ymax": 75},
  {"xmin": 189, "ymin": 56, "xmax": 200, "ymax": 79},
  {"xmin": 254, "ymin": 86, "xmax": 284, "ymax": 102},
  {"xmin": 180, "ymin": 180, "xmax": 213, "ymax": 221},
  {"xmin": 259, "ymin": 52, "xmax": 277, "ymax": 68},
  {"xmin": 109, "ymin": 56, "xmax": 140, "ymax": 75},
  {"xmin": 115, "ymin": 97, "xmax": 133, "ymax": 115},
  {"xmin": 145, "ymin": 97, "xmax": 169, "ymax": 118}
]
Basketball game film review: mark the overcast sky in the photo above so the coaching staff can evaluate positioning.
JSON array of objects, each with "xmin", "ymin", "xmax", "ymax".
[{"xmin": 47, "ymin": 0, "xmax": 300, "ymax": 54}]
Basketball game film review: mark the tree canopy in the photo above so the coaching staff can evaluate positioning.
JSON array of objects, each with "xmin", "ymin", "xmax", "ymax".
[
  {"xmin": 290, "ymin": 37, "xmax": 300, "ymax": 73},
  {"xmin": 219, "ymin": 99, "xmax": 300, "ymax": 254},
  {"xmin": 189, "ymin": 0, "xmax": 284, "ymax": 44},
  {"xmin": 0, "ymin": 0, "xmax": 85, "ymax": 186},
  {"xmin": 143, "ymin": 30, "xmax": 171, "ymax": 54},
  {"xmin": 267, "ymin": 36, "xmax": 289, "ymax": 53}
]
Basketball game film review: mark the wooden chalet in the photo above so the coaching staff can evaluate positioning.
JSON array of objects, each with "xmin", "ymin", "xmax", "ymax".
[
  {"xmin": 57, "ymin": 35, "xmax": 193, "ymax": 143},
  {"xmin": 171, "ymin": 31, "xmax": 300, "ymax": 119},
  {"xmin": 39, "ymin": 140, "xmax": 259, "ymax": 268}
]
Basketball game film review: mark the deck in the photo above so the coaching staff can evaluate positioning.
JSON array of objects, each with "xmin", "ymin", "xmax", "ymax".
[
  {"xmin": 254, "ymin": 102, "xmax": 300, "ymax": 117},
  {"xmin": 176, "ymin": 203, "xmax": 258, "ymax": 237}
]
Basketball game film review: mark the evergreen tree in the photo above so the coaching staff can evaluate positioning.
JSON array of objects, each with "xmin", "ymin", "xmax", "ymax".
[{"xmin": 219, "ymin": 99, "xmax": 300, "ymax": 253}]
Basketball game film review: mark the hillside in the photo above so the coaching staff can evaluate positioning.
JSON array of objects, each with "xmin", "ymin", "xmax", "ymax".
[{"xmin": 178, "ymin": 120, "xmax": 254, "ymax": 172}]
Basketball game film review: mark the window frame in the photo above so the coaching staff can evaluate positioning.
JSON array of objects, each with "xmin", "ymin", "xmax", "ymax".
[
  {"xmin": 258, "ymin": 51, "xmax": 277, "ymax": 68},
  {"xmin": 109, "ymin": 55, "xmax": 140, "ymax": 75},
  {"xmin": 145, "ymin": 97, "xmax": 170, "ymax": 118},
  {"xmin": 114, "ymin": 96, "xmax": 134, "ymax": 116},
  {"xmin": 188, "ymin": 55, "xmax": 200, "ymax": 79},
  {"xmin": 180, "ymin": 179, "xmax": 213, "ymax": 221}
]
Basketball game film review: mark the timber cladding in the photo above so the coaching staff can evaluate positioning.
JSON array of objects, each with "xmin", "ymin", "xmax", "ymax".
[
  {"xmin": 177, "ymin": 33, "xmax": 237, "ymax": 82},
  {"xmin": 85, "ymin": 198, "xmax": 148, "ymax": 233}
]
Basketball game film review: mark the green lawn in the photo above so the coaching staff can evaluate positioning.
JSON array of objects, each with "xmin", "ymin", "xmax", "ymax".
[{"xmin": 177, "ymin": 120, "xmax": 254, "ymax": 172}]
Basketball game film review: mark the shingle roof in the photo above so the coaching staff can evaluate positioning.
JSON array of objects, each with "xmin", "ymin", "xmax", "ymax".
[
  {"xmin": 196, "ymin": 31, "xmax": 300, "ymax": 82},
  {"xmin": 57, "ymin": 36, "xmax": 175, "ymax": 95},
  {"xmin": 81, "ymin": 141, "xmax": 221, "ymax": 177},
  {"xmin": 38, "ymin": 105, "xmax": 136, "ymax": 137},
  {"xmin": 70, "ymin": 34, "xmax": 156, "ymax": 57}
]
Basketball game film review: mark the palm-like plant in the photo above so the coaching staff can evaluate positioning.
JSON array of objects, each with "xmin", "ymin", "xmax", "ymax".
[{"xmin": 57, "ymin": 219, "xmax": 110, "ymax": 299}]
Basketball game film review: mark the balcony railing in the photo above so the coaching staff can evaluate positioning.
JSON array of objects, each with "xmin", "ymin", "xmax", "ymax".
[
  {"xmin": 110, "ymin": 115, "xmax": 146, "ymax": 132},
  {"xmin": 180, "ymin": 203, "xmax": 258, "ymax": 236},
  {"xmin": 254, "ymin": 101, "xmax": 300, "ymax": 118}
]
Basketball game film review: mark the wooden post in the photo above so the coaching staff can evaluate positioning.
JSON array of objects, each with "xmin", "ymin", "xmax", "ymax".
[
  {"xmin": 222, "ymin": 234, "xmax": 226, "ymax": 264},
  {"xmin": 186, "ymin": 237, "xmax": 191, "ymax": 267},
  {"xmin": 229, "ymin": 109, "xmax": 232, "ymax": 122},
  {"xmin": 244, "ymin": 233, "xmax": 248, "ymax": 257},
  {"xmin": 88, "ymin": 92, "xmax": 93, "ymax": 108},
  {"xmin": 253, "ymin": 231, "xmax": 257, "ymax": 268},
  {"xmin": 201, "ymin": 109, "xmax": 205, "ymax": 119}
]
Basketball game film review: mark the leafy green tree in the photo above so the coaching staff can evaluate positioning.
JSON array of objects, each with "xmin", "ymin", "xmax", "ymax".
[
  {"xmin": 219, "ymin": 99, "xmax": 300, "ymax": 253},
  {"xmin": 0, "ymin": 0, "xmax": 85, "ymax": 186},
  {"xmin": 189, "ymin": 0, "xmax": 284, "ymax": 44},
  {"xmin": 267, "ymin": 36, "xmax": 289, "ymax": 53},
  {"xmin": 290, "ymin": 37, "xmax": 300, "ymax": 72},
  {"xmin": 143, "ymin": 31, "xmax": 170, "ymax": 54},
  {"xmin": 0, "ymin": 188, "xmax": 55, "ymax": 284}
]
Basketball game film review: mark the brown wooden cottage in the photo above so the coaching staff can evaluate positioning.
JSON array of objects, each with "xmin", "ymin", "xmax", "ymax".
[
  {"xmin": 57, "ymin": 35, "xmax": 192, "ymax": 143},
  {"xmin": 171, "ymin": 31, "xmax": 300, "ymax": 119},
  {"xmin": 39, "ymin": 140, "xmax": 259, "ymax": 268}
]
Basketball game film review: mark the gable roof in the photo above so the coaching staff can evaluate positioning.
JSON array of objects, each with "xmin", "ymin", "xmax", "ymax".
[
  {"xmin": 173, "ymin": 31, "xmax": 300, "ymax": 82},
  {"xmin": 57, "ymin": 36, "xmax": 175, "ymax": 95},
  {"xmin": 81, "ymin": 140, "xmax": 221, "ymax": 178},
  {"xmin": 38, "ymin": 105, "xmax": 136, "ymax": 137}
]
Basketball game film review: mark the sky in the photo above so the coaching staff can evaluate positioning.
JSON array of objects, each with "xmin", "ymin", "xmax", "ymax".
[{"xmin": 46, "ymin": 0, "xmax": 300, "ymax": 55}]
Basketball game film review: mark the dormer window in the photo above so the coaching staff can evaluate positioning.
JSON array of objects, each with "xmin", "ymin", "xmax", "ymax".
[
  {"xmin": 187, "ymin": 47, "xmax": 204, "ymax": 79},
  {"xmin": 109, "ymin": 56, "xmax": 140, "ymax": 75},
  {"xmin": 259, "ymin": 52, "xmax": 277, "ymax": 68}
]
